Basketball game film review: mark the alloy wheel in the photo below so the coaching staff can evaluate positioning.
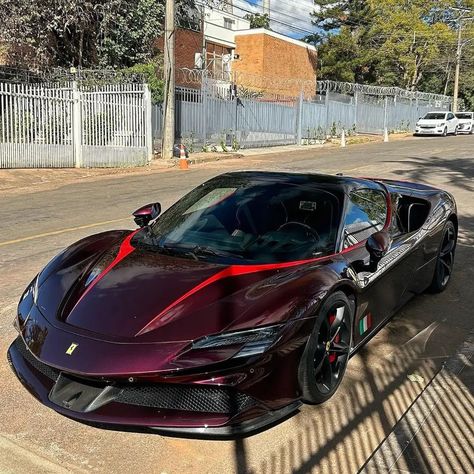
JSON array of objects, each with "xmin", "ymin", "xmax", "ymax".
[
  {"xmin": 313, "ymin": 305, "xmax": 351, "ymax": 394},
  {"xmin": 437, "ymin": 225, "xmax": 456, "ymax": 287}
]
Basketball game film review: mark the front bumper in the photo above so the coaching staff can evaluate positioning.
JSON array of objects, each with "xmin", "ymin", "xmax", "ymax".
[
  {"xmin": 457, "ymin": 124, "xmax": 473, "ymax": 133},
  {"xmin": 7, "ymin": 336, "xmax": 300, "ymax": 438},
  {"xmin": 414, "ymin": 127, "xmax": 445, "ymax": 135}
]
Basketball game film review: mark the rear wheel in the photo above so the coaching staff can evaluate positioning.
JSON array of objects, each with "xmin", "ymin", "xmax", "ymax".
[
  {"xmin": 428, "ymin": 221, "xmax": 457, "ymax": 293},
  {"xmin": 298, "ymin": 292, "xmax": 353, "ymax": 404}
]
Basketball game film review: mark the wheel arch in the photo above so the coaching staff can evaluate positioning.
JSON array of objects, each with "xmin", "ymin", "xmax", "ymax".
[
  {"xmin": 332, "ymin": 282, "xmax": 358, "ymax": 320},
  {"xmin": 448, "ymin": 213, "xmax": 458, "ymax": 235}
]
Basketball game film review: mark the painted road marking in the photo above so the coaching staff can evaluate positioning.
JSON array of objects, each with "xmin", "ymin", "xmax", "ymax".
[{"xmin": 0, "ymin": 218, "xmax": 129, "ymax": 248}]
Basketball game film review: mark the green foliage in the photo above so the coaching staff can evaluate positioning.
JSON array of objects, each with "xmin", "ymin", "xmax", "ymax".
[
  {"xmin": 244, "ymin": 13, "xmax": 271, "ymax": 29},
  {"xmin": 0, "ymin": 0, "xmax": 196, "ymax": 69},
  {"xmin": 125, "ymin": 58, "xmax": 164, "ymax": 102},
  {"xmin": 231, "ymin": 135, "xmax": 240, "ymax": 151},
  {"xmin": 309, "ymin": 0, "xmax": 474, "ymax": 96}
]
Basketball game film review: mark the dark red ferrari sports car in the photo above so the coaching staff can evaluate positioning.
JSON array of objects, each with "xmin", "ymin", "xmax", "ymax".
[{"xmin": 8, "ymin": 172, "xmax": 457, "ymax": 437}]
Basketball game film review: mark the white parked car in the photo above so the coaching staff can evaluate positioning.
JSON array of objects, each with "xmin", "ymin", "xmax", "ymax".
[
  {"xmin": 455, "ymin": 112, "xmax": 473, "ymax": 134},
  {"xmin": 414, "ymin": 111, "xmax": 459, "ymax": 136}
]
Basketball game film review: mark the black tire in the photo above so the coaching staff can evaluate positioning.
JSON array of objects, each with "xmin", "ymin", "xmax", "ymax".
[
  {"xmin": 454, "ymin": 126, "xmax": 459, "ymax": 136},
  {"xmin": 428, "ymin": 220, "xmax": 457, "ymax": 293},
  {"xmin": 443, "ymin": 127, "xmax": 448, "ymax": 137},
  {"xmin": 298, "ymin": 291, "xmax": 353, "ymax": 405}
]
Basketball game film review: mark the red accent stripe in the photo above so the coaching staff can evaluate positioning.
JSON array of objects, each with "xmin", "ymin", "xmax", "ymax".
[
  {"xmin": 137, "ymin": 251, "xmax": 353, "ymax": 336},
  {"xmin": 70, "ymin": 231, "xmax": 138, "ymax": 313}
]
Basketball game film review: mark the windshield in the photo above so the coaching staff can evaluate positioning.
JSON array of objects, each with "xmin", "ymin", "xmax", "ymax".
[
  {"xmin": 422, "ymin": 113, "xmax": 447, "ymax": 120},
  {"xmin": 132, "ymin": 176, "xmax": 342, "ymax": 264},
  {"xmin": 455, "ymin": 113, "xmax": 472, "ymax": 119}
]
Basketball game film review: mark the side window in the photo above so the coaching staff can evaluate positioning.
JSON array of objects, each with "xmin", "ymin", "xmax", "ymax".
[
  {"xmin": 448, "ymin": 113, "xmax": 454, "ymax": 120},
  {"xmin": 343, "ymin": 189, "xmax": 387, "ymax": 248}
]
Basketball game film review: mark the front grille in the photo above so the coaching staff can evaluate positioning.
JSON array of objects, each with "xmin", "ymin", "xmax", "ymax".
[
  {"xmin": 14, "ymin": 336, "xmax": 60, "ymax": 381},
  {"xmin": 13, "ymin": 337, "xmax": 257, "ymax": 415},
  {"xmin": 115, "ymin": 384, "xmax": 256, "ymax": 414}
]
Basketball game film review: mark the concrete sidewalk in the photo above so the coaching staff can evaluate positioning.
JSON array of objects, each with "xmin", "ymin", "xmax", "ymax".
[
  {"xmin": 0, "ymin": 132, "xmax": 412, "ymax": 196},
  {"xmin": 362, "ymin": 335, "xmax": 474, "ymax": 473}
]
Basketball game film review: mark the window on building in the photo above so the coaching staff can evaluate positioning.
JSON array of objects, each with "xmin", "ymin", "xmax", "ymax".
[
  {"xmin": 224, "ymin": 17, "xmax": 235, "ymax": 29},
  {"xmin": 343, "ymin": 189, "xmax": 387, "ymax": 247}
]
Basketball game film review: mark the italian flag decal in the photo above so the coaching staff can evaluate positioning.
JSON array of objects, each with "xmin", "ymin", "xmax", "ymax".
[{"xmin": 359, "ymin": 313, "xmax": 372, "ymax": 335}]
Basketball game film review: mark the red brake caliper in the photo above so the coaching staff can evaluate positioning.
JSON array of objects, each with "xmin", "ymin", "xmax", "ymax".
[{"xmin": 328, "ymin": 314, "xmax": 340, "ymax": 363}]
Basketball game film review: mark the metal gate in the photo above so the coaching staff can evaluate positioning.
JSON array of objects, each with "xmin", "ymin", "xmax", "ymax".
[{"xmin": 0, "ymin": 82, "xmax": 152, "ymax": 168}]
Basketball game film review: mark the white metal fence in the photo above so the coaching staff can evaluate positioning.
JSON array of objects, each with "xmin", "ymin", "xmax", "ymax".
[
  {"xmin": 152, "ymin": 84, "xmax": 451, "ymax": 149},
  {"xmin": 0, "ymin": 82, "xmax": 152, "ymax": 168}
]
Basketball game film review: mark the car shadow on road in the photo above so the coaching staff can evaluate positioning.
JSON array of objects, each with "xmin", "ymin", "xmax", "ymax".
[
  {"xmin": 232, "ymin": 165, "xmax": 474, "ymax": 473},
  {"xmin": 387, "ymin": 155, "xmax": 474, "ymax": 193}
]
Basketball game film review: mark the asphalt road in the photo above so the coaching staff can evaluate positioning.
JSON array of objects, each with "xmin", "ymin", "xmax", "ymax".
[{"xmin": 0, "ymin": 136, "xmax": 473, "ymax": 473}]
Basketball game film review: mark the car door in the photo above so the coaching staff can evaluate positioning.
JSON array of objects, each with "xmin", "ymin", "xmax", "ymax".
[{"xmin": 341, "ymin": 187, "xmax": 409, "ymax": 345}]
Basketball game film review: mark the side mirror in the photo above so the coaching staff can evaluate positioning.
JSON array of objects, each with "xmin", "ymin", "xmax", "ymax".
[
  {"xmin": 133, "ymin": 202, "xmax": 161, "ymax": 228},
  {"xmin": 366, "ymin": 231, "xmax": 391, "ymax": 271}
]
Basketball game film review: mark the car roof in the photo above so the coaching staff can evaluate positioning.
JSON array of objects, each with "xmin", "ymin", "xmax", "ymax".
[{"xmin": 218, "ymin": 171, "xmax": 380, "ymax": 192}]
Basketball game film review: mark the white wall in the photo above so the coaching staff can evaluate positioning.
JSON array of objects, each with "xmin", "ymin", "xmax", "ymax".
[{"xmin": 204, "ymin": 7, "xmax": 250, "ymax": 47}]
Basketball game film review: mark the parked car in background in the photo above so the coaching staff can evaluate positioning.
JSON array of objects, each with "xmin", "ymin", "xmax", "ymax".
[
  {"xmin": 414, "ymin": 111, "xmax": 459, "ymax": 136},
  {"xmin": 455, "ymin": 112, "xmax": 474, "ymax": 134}
]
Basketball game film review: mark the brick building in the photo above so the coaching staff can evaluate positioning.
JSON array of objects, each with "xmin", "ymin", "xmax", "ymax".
[
  {"xmin": 233, "ymin": 29, "xmax": 317, "ymax": 97},
  {"xmin": 156, "ymin": 3, "xmax": 317, "ymax": 98}
]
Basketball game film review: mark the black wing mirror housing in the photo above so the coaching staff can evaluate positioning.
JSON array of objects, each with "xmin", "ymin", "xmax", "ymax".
[
  {"xmin": 366, "ymin": 230, "xmax": 391, "ymax": 271},
  {"xmin": 133, "ymin": 202, "xmax": 161, "ymax": 228}
]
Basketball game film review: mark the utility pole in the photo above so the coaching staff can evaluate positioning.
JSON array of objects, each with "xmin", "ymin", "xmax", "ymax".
[
  {"xmin": 201, "ymin": 3, "xmax": 206, "ymax": 71},
  {"xmin": 161, "ymin": 0, "xmax": 175, "ymax": 160},
  {"xmin": 453, "ymin": 22, "xmax": 463, "ymax": 113},
  {"xmin": 263, "ymin": 0, "xmax": 270, "ymax": 17},
  {"xmin": 452, "ymin": 8, "xmax": 474, "ymax": 113}
]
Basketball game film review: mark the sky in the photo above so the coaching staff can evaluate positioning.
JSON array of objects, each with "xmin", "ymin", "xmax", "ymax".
[{"xmin": 233, "ymin": 0, "xmax": 316, "ymax": 39}]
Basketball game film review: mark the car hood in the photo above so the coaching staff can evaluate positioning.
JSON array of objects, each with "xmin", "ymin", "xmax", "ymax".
[
  {"xmin": 417, "ymin": 119, "xmax": 445, "ymax": 126},
  {"xmin": 34, "ymin": 230, "xmax": 335, "ymax": 345}
]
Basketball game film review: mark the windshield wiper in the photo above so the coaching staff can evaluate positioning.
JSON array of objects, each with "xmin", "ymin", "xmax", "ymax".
[{"xmin": 183, "ymin": 245, "xmax": 244, "ymax": 260}]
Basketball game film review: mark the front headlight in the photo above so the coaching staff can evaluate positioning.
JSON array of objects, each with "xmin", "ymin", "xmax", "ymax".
[
  {"xmin": 21, "ymin": 275, "xmax": 39, "ymax": 305},
  {"xmin": 192, "ymin": 325, "xmax": 283, "ymax": 358},
  {"xmin": 416, "ymin": 122, "xmax": 421, "ymax": 127},
  {"xmin": 16, "ymin": 275, "xmax": 39, "ymax": 331},
  {"xmin": 438, "ymin": 122, "xmax": 445, "ymax": 127}
]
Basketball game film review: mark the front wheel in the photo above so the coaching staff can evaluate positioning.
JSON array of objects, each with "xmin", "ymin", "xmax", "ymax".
[
  {"xmin": 428, "ymin": 221, "xmax": 457, "ymax": 293},
  {"xmin": 443, "ymin": 127, "xmax": 448, "ymax": 137},
  {"xmin": 298, "ymin": 291, "xmax": 353, "ymax": 404}
]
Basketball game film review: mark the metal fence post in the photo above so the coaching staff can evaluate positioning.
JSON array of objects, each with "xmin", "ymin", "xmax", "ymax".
[
  {"xmin": 296, "ymin": 90, "xmax": 303, "ymax": 145},
  {"xmin": 383, "ymin": 95, "xmax": 389, "ymax": 134},
  {"xmin": 325, "ymin": 90, "xmax": 330, "ymax": 136},
  {"xmin": 72, "ymin": 81, "xmax": 82, "ymax": 168},
  {"xmin": 354, "ymin": 91, "xmax": 359, "ymax": 131},
  {"xmin": 201, "ymin": 79, "xmax": 208, "ymax": 146},
  {"xmin": 144, "ymin": 84, "xmax": 153, "ymax": 162}
]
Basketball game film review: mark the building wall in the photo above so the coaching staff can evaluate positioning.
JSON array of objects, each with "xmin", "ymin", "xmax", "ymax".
[
  {"xmin": 233, "ymin": 31, "xmax": 317, "ymax": 98},
  {"xmin": 204, "ymin": 6, "xmax": 250, "ymax": 48},
  {"xmin": 155, "ymin": 28, "xmax": 203, "ymax": 87}
]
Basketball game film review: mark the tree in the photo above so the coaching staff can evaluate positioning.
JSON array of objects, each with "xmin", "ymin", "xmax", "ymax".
[
  {"xmin": 0, "ymin": 0, "xmax": 196, "ymax": 69},
  {"xmin": 308, "ymin": 0, "xmax": 471, "ymax": 94},
  {"xmin": 311, "ymin": 0, "xmax": 372, "ymax": 42},
  {"xmin": 367, "ymin": 0, "xmax": 455, "ymax": 90},
  {"xmin": 244, "ymin": 13, "xmax": 271, "ymax": 29}
]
